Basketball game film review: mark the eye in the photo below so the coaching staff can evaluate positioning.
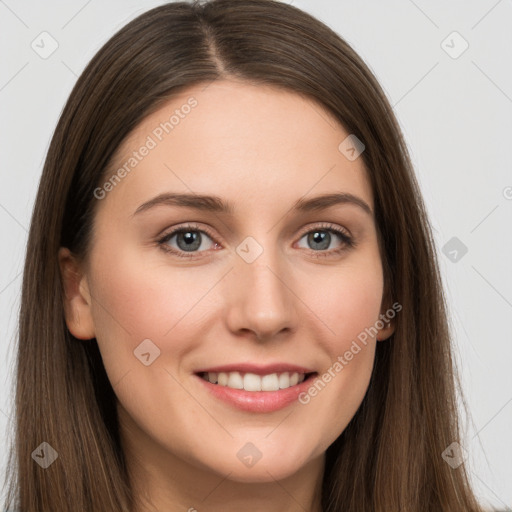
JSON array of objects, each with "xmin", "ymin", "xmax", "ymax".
[
  {"xmin": 157, "ymin": 223, "xmax": 219, "ymax": 259},
  {"xmin": 157, "ymin": 222, "xmax": 354, "ymax": 260},
  {"xmin": 296, "ymin": 223, "xmax": 354, "ymax": 257}
]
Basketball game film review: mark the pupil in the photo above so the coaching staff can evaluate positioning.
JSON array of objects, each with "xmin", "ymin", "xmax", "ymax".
[
  {"xmin": 178, "ymin": 231, "xmax": 201, "ymax": 251},
  {"xmin": 309, "ymin": 231, "xmax": 330, "ymax": 250}
]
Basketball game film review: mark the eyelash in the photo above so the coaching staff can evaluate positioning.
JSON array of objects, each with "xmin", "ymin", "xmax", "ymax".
[
  {"xmin": 156, "ymin": 222, "xmax": 355, "ymax": 259},
  {"xmin": 157, "ymin": 223, "xmax": 218, "ymax": 260}
]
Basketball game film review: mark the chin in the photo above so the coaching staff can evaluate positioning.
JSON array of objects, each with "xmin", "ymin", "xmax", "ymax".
[
  {"xmin": 218, "ymin": 461, "xmax": 304, "ymax": 483},
  {"xmin": 197, "ymin": 444, "xmax": 316, "ymax": 483}
]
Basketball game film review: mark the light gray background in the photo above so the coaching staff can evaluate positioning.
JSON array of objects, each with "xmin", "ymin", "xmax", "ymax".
[{"xmin": 1, "ymin": 0, "xmax": 511, "ymax": 509}]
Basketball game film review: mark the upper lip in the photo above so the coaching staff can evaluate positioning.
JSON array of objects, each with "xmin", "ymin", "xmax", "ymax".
[{"xmin": 195, "ymin": 363, "xmax": 316, "ymax": 376}]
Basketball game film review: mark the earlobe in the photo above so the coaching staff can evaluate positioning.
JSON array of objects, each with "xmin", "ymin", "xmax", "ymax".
[
  {"xmin": 376, "ymin": 321, "xmax": 394, "ymax": 341},
  {"xmin": 377, "ymin": 286, "xmax": 397, "ymax": 341},
  {"xmin": 58, "ymin": 247, "xmax": 96, "ymax": 340},
  {"xmin": 376, "ymin": 303, "xmax": 396, "ymax": 342}
]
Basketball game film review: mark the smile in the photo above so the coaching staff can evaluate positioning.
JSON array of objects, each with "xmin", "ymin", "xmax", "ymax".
[
  {"xmin": 198, "ymin": 371, "xmax": 310, "ymax": 391},
  {"xmin": 194, "ymin": 364, "xmax": 319, "ymax": 413}
]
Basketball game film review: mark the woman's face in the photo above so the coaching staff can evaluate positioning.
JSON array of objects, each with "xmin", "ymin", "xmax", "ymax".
[{"xmin": 61, "ymin": 79, "xmax": 392, "ymax": 485}]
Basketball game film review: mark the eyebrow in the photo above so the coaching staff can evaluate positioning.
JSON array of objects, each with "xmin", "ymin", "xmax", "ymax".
[{"xmin": 132, "ymin": 192, "xmax": 373, "ymax": 217}]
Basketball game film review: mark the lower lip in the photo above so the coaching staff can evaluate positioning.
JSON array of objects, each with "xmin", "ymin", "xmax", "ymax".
[{"xmin": 194, "ymin": 373, "xmax": 317, "ymax": 413}]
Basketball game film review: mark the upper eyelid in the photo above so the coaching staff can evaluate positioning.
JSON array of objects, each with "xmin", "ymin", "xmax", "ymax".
[
  {"xmin": 296, "ymin": 222, "xmax": 351, "ymax": 238},
  {"xmin": 160, "ymin": 223, "xmax": 217, "ymax": 241}
]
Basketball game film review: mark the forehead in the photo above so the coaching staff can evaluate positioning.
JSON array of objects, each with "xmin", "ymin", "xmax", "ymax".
[{"xmin": 100, "ymin": 79, "xmax": 373, "ymax": 218}]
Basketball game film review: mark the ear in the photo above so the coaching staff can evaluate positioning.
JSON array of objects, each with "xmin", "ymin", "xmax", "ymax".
[
  {"xmin": 376, "ymin": 293, "xmax": 397, "ymax": 342},
  {"xmin": 58, "ymin": 247, "xmax": 96, "ymax": 340},
  {"xmin": 376, "ymin": 314, "xmax": 395, "ymax": 341}
]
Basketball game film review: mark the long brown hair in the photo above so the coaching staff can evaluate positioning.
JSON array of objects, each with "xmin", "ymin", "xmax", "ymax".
[{"xmin": 4, "ymin": 0, "xmax": 483, "ymax": 510}]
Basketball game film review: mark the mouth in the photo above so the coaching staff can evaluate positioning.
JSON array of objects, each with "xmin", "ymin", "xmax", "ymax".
[
  {"xmin": 196, "ymin": 370, "xmax": 317, "ymax": 391},
  {"xmin": 193, "ymin": 367, "xmax": 319, "ymax": 413}
]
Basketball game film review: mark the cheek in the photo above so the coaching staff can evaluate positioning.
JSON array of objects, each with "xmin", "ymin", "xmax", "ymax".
[
  {"xmin": 85, "ymin": 248, "xmax": 212, "ymax": 427},
  {"xmin": 306, "ymin": 255, "xmax": 384, "ymax": 350},
  {"xmin": 88, "ymin": 245, "xmax": 216, "ymax": 342},
  {"xmin": 293, "ymin": 255, "xmax": 383, "ymax": 439},
  {"xmin": 85, "ymin": 247, "xmax": 216, "ymax": 392}
]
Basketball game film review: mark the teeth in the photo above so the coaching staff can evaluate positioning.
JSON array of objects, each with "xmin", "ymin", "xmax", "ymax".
[
  {"xmin": 261, "ymin": 373, "xmax": 279, "ymax": 391},
  {"xmin": 278, "ymin": 373, "xmax": 289, "ymax": 388},
  {"xmin": 289, "ymin": 372, "xmax": 299, "ymax": 386},
  {"xmin": 201, "ymin": 371, "xmax": 306, "ymax": 391},
  {"xmin": 227, "ymin": 371, "xmax": 244, "ymax": 389},
  {"xmin": 217, "ymin": 372, "xmax": 227, "ymax": 386},
  {"xmin": 244, "ymin": 372, "xmax": 261, "ymax": 391}
]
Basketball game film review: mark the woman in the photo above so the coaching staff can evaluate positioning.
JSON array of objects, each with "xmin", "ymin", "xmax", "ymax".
[{"xmin": 3, "ymin": 0, "xmax": 483, "ymax": 510}]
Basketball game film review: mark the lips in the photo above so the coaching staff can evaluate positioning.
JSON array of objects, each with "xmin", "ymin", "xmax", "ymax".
[
  {"xmin": 193, "ymin": 362, "xmax": 318, "ymax": 413},
  {"xmin": 194, "ymin": 363, "xmax": 316, "ymax": 391},
  {"xmin": 194, "ymin": 362, "xmax": 316, "ymax": 376}
]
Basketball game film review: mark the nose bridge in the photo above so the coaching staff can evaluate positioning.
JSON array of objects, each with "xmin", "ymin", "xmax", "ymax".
[{"xmin": 225, "ymin": 234, "xmax": 299, "ymax": 340}]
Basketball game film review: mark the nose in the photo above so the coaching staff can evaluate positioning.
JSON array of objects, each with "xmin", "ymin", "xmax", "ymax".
[{"xmin": 224, "ymin": 247, "xmax": 300, "ymax": 342}]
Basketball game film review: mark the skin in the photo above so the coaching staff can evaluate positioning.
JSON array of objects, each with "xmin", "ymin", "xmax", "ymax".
[{"xmin": 59, "ymin": 79, "xmax": 394, "ymax": 512}]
